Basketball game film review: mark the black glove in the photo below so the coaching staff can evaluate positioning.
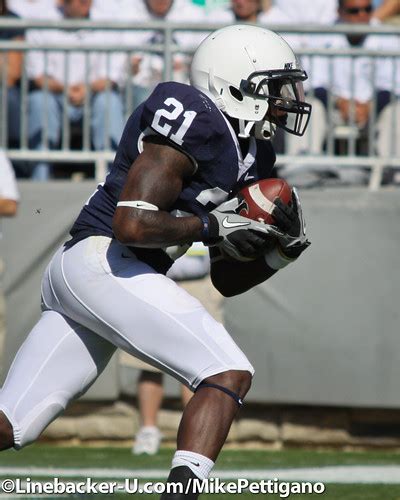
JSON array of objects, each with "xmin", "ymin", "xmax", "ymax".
[
  {"xmin": 221, "ymin": 229, "xmax": 276, "ymax": 261},
  {"xmin": 271, "ymin": 187, "xmax": 311, "ymax": 258},
  {"xmin": 201, "ymin": 197, "xmax": 284, "ymax": 261}
]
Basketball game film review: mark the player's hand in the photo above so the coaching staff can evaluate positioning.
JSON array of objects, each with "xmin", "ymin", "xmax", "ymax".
[
  {"xmin": 218, "ymin": 228, "xmax": 277, "ymax": 261},
  {"xmin": 272, "ymin": 187, "xmax": 311, "ymax": 259},
  {"xmin": 203, "ymin": 197, "xmax": 285, "ymax": 261}
]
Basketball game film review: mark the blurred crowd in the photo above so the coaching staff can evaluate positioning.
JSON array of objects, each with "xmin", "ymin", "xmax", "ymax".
[{"xmin": 0, "ymin": 0, "xmax": 399, "ymax": 184}]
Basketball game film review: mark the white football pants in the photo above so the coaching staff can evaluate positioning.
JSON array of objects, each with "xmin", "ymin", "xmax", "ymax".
[{"xmin": 0, "ymin": 236, "xmax": 254, "ymax": 449}]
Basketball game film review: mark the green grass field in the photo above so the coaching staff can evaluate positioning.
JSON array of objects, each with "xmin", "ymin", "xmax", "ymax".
[{"xmin": 1, "ymin": 445, "xmax": 400, "ymax": 499}]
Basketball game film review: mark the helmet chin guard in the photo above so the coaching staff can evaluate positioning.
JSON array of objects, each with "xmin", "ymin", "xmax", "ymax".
[
  {"xmin": 254, "ymin": 120, "xmax": 277, "ymax": 141},
  {"xmin": 190, "ymin": 25, "xmax": 312, "ymax": 140}
]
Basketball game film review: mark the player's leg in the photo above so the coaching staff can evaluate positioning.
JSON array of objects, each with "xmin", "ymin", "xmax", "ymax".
[
  {"xmin": 45, "ymin": 236, "xmax": 254, "ymax": 497},
  {"xmin": 91, "ymin": 90, "xmax": 124, "ymax": 151},
  {"xmin": 0, "ymin": 310, "xmax": 116, "ymax": 450},
  {"xmin": 133, "ymin": 370, "xmax": 163, "ymax": 455},
  {"xmin": 46, "ymin": 237, "xmax": 254, "ymax": 387},
  {"xmin": 158, "ymin": 370, "xmax": 251, "ymax": 500},
  {"xmin": 376, "ymin": 100, "xmax": 400, "ymax": 157},
  {"xmin": 137, "ymin": 370, "xmax": 164, "ymax": 429},
  {"xmin": 177, "ymin": 370, "xmax": 250, "ymax": 459},
  {"xmin": 180, "ymin": 383, "xmax": 193, "ymax": 407},
  {"xmin": 28, "ymin": 91, "xmax": 61, "ymax": 181}
]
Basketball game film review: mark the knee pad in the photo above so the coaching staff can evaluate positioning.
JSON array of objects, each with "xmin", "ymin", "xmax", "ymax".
[{"xmin": 195, "ymin": 382, "xmax": 244, "ymax": 407}]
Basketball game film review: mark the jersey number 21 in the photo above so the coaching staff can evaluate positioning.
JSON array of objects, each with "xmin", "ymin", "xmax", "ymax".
[{"xmin": 151, "ymin": 98, "xmax": 197, "ymax": 146}]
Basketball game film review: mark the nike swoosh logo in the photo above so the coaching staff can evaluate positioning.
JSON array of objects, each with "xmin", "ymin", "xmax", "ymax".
[
  {"xmin": 182, "ymin": 459, "xmax": 200, "ymax": 467},
  {"xmin": 121, "ymin": 253, "xmax": 132, "ymax": 259},
  {"xmin": 222, "ymin": 216, "xmax": 251, "ymax": 229}
]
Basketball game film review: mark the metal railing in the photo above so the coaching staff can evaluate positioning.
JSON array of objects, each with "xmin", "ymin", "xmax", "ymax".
[{"xmin": 0, "ymin": 19, "xmax": 399, "ymax": 188}]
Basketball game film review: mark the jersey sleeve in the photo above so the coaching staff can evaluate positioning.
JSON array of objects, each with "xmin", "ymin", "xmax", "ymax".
[{"xmin": 141, "ymin": 82, "xmax": 226, "ymax": 167}]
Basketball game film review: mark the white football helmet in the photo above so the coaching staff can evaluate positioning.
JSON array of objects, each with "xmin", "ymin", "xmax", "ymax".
[{"xmin": 190, "ymin": 25, "xmax": 311, "ymax": 140}]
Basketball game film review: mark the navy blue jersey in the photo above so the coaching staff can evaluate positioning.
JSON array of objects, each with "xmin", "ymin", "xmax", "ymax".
[{"xmin": 68, "ymin": 82, "xmax": 276, "ymax": 273}]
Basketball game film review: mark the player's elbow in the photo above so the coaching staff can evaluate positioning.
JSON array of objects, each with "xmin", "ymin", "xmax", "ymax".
[
  {"xmin": 211, "ymin": 271, "xmax": 239, "ymax": 297},
  {"xmin": 112, "ymin": 213, "xmax": 146, "ymax": 246}
]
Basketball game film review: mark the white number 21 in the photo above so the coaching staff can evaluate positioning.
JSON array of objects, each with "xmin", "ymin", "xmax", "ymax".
[{"xmin": 151, "ymin": 97, "xmax": 197, "ymax": 145}]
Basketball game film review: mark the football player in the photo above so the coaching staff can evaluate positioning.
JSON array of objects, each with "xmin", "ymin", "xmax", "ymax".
[{"xmin": 0, "ymin": 25, "xmax": 311, "ymax": 499}]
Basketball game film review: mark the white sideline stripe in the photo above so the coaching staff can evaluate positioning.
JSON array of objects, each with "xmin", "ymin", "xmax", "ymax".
[{"xmin": 1, "ymin": 465, "xmax": 400, "ymax": 484}]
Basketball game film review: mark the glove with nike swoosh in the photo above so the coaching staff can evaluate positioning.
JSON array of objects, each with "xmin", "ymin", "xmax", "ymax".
[{"xmin": 200, "ymin": 197, "xmax": 285, "ymax": 261}]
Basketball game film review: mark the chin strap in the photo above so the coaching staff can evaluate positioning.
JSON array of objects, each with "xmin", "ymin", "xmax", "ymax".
[
  {"xmin": 238, "ymin": 119, "xmax": 256, "ymax": 138},
  {"xmin": 238, "ymin": 119, "xmax": 276, "ymax": 140},
  {"xmin": 254, "ymin": 120, "xmax": 276, "ymax": 140},
  {"xmin": 206, "ymin": 70, "xmax": 274, "ymax": 141}
]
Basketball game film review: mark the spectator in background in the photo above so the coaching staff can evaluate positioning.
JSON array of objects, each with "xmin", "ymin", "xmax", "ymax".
[
  {"xmin": 90, "ymin": 0, "xmax": 130, "ymax": 20},
  {"xmin": 284, "ymin": 37, "xmax": 336, "ymax": 164},
  {"xmin": 273, "ymin": 0, "xmax": 393, "ymax": 188},
  {"xmin": 26, "ymin": 0, "xmax": 124, "ymax": 181},
  {"xmin": 210, "ymin": 1, "xmax": 338, "ymax": 168},
  {"xmin": 211, "ymin": 1, "xmax": 326, "ymax": 161},
  {"xmin": 211, "ymin": 0, "xmax": 262, "ymax": 22},
  {"xmin": 211, "ymin": 0, "xmax": 288, "ymax": 24},
  {"xmin": 333, "ymin": 0, "xmax": 400, "ymax": 158},
  {"xmin": 133, "ymin": 367, "xmax": 193, "ymax": 455},
  {"xmin": 0, "ymin": 0, "xmax": 24, "ymax": 148},
  {"xmin": 273, "ymin": 0, "xmax": 338, "ymax": 25},
  {"xmin": 0, "ymin": 150, "xmax": 19, "ymax": 375},
  {"xmin": 210, "ymin": 0, "xmax": 293, "ymax": 145},
  {"xmin": 7, "ymin": 0, "xmax": 59, "ymax": 19},
  {"xmin": 285, "ymin": 0, "xmax": 399, "ymax": 185},
  {"xmin": 120, "ymin": 0, "xmax": 206, "ymax": 110}
]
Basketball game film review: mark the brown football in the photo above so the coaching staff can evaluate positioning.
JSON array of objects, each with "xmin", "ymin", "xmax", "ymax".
[{"xmin": 238, "ymin": 178, "xmax": 292, "ymax": 224}]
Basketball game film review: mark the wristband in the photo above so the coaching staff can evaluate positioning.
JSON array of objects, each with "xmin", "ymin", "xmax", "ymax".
[
  {"xmin": 199, "ymin": 214, "xmax": 211, "ymax": 242},
  {"xmin": 264, "ymin": 244, "xmax": 296, "ymax": 270}
]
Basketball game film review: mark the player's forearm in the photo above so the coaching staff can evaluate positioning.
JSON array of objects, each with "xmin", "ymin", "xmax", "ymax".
[
  {"xmin": 210, "ymin": 248, "xmax": 277, "ymax": 297},
  {"xmin": 113, "ymin": 209, "xmax": 204, "ymax": 248}
]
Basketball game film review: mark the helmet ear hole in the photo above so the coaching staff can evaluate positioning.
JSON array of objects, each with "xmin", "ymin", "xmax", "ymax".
[{"xmin": 229, "ymin": 86, "xmax": 244, "ymax": 102}]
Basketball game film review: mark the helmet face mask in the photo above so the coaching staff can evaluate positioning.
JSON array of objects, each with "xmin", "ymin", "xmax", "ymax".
[
  {"xmin": 190, "ymin": 25, "xmax": 313, "ymax": 140},
  {"xmin": 240, "ymin": 69, "xmax": 312, "ymax": 136}
]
